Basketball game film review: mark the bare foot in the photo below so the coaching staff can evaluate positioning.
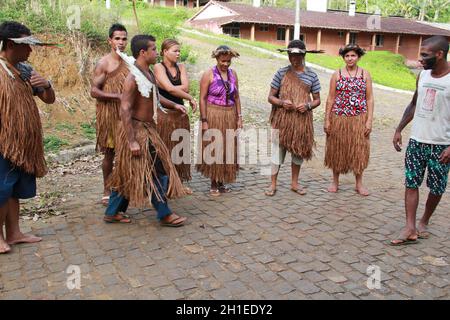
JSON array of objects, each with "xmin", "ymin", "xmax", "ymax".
[
  {"xmin": 0, "ymin": 239, "xmax": 11, "ymax": 254},
  {"xmin": 355, "ymin": 186, "xmax": 370, "ymax": 196},
  {"xmin": 327, "ymin": 184, "xmax": 338, "ymax": 193},
  {"xmin": 6, "ymin": 233, "xmax": 42, "ymax": 245}
]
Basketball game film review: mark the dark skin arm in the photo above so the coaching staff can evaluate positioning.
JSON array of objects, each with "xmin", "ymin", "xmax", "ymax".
[
  {"xmin": 296, "ymin": 92, "xmax": 321, "ymax": 113},
  {"xmin": 159, "ymin": 95, "xmax": 187, "ymax": 114},
  {"xmin": 120, "ymin": 75, "xmax": 139, "ymax": 156},
  {"xmin": 268, "ymin": 87, "xmax": 294, "ymax": 110},
  {"xmin": 393, "ymin": 74, "xmax": 420, "ymax": 152},
  {"xmin": 91, "ymin": 59, "xmax": 121, "ymax": 101},
  {"xmin": 31, "ymin": 70, "xmax": 55, "ymax": 104}
]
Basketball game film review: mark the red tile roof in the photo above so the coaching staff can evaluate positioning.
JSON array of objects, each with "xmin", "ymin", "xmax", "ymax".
[{"xmin": 190, "ymin": 1, "xmax": 450, "ymax": 36}]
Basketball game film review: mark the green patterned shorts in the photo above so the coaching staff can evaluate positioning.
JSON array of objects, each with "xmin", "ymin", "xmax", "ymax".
[{"xmin": 405, "ymin": 139, "xmax": 450, "ymax": 195}]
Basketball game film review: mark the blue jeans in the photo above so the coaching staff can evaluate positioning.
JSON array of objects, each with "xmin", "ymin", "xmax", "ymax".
[{"xmin": 105, "ymin": 175, "xmax": 172, "ymax": 220}]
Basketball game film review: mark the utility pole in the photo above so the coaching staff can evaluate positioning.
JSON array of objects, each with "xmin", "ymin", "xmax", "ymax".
[{"xmin": 294, "ymin": 0, "xmax": 300, "ymax": 39}]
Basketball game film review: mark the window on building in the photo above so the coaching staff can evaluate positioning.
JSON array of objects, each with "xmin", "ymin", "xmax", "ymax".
[
  {"xmin": 259, "ymin": 25, "xmax": 269, "ymax": 32},
  {"xmin": 277, "ymin": 27, "xmax": 286, "ymax": 41},
  {"xmin": 375, "ymin": 34, "xmax": 384, "ymax": 47},
  {"xmin": 338, "ymin": 31, "xmax": 345, "ymax": 38},
  {"xmin": 349, "ymin": 32, "xmax": 358, "ymax": 45},
  {"xmin": 223, "ymin": 23, "xmax": 240, "ymax": 38}
]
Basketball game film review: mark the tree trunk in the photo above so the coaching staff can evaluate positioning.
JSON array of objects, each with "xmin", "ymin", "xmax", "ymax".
[{"xmin": 132, "ymin": 0, "xmax": 140, "ymax": 31}]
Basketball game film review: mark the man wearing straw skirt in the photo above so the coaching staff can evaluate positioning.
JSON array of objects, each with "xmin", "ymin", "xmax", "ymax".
[
  {"xmin": 104, "ymin": 34, "xmax": 187, "ymax": 227},
  {"xmin": 0, "ymin": 21, "xmax": 56, "ymax": 253},
  {"xmin": 91, "ymin": 23, "xmax": 129, "ymax": 206},
  {"xmin": 265, "ymin": 40, "xmax": 322, "ymax": 196}
]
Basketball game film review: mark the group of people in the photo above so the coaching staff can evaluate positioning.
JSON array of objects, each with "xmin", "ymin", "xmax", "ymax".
[{"xmin": 0, "ymin": 20, "xmax": 449, "ymax": 255}]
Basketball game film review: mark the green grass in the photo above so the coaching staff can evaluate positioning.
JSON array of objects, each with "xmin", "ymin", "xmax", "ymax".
[
  {"xmin": 44, "ymin": 135, "xmax": 69, "ymax": 153},
  {"xmin": 121, "ymin": 5, "xmax": 197, "ymax": 63},
  {"xmin": 55, "ymin": 123, "xmax": 77, "ymax": 134},
  {"xmin": 80, "ymin": 123, "xmax": 96, "ymax": 141},
  {"xmin": 184, "ymin": 29, "xmax": 417, "ymax": 91}
]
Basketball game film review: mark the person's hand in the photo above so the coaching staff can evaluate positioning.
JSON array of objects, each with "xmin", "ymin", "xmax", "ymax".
[
  {"xmin": 237, "ymin": 118, "xmax": 243, "ymax": 129},
  {"xmin": 282, "ymin": 99, "xmax": 295, "ymax": 111},
  {"xmin": 175, "ymin": 104, "xmax": 187, "ymax": 114},
  {"xmin": 439, "ymin": 146, "xmax": 450, "ymax": 164},
  {"xmin": 201, "ymin": 121, "xmax": 208, "ymax": 131},
  {"xmin": 324, "ymin": 118, "xmax": 330, "ymax": 135},
  {"xmin": 364, "ymin": 121, "xmax": 372, "ymax": 137},
  {"xmin": 129, "ymin": 141, "xmax": 141, "ymax": 157},
  {"xmin": 30, "ymin": 71, "xmax": 50, "ymax": 88},
  {"xmin": 393, "ymin": 130, "xmax": 402, "ymax": 152},
  {"xmin": 296, "ymin": 103, "xmax": 307, "ymax": 113},
  {"xmin": 189, "ymin": 98, "xmax": 198, "ymax": 113}
]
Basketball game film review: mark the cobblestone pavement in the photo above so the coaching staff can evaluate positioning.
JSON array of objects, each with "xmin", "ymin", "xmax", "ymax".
[
  {"xmin": 1, "ymin": 124, "xmax": 448, "ymax": 300},
  {"xmin": 1, "ymin": 35, "xmax": 449, "ymax": 300}
]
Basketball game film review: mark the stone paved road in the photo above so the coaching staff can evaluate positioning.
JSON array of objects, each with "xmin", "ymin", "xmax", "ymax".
[
  {"xmin": 1, "ymin": 124, "xmax": 448, "ymax": 300},
  {"xmin": 1, "ymin": 34, "xmax": 449, "ymax": 300}
]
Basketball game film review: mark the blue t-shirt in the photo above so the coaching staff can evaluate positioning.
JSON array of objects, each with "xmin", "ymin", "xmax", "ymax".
[{"xmin": 271, "ymin": 66, "xmax": 321, "ymax": 94}]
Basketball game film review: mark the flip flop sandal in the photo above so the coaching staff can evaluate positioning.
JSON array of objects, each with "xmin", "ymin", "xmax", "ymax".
[
  {"xmin": 103, "ymin": 214, "xmax": 131, "ymax": 224},
  {"xmin": 265, "ymin": 188, "xmax": 277, "ymax": 196},
  {"xmin": 291, "ymin": 187, "xmax": 307, "ymax": 195},
  {"xmin": 209, "ymin": 189, "xmax": 221, "ymax": 196},
  {"xmin": 418, "ymin": 231, "xmax": 430, "ymax": 239},
  {"xmin": 389, "ymin": 238, "xmax": 419, "ymax": 246},
  {"xmin": 160, "ymin": 216, "xmax": 186, "ymax": 227}
]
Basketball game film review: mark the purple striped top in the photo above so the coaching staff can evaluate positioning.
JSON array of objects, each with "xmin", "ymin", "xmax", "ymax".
[{"xmin": 207, "ymin": 66, "xmax": 237, "ymax": 107}]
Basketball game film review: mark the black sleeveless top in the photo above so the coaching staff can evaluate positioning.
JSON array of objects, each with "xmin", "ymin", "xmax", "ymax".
[{"xmin": 157, "ymin": 62, "xmax": 184, "ymax": 105}]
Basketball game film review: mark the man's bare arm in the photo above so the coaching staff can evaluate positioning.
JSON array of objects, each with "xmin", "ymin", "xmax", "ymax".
[
  {"xmin": 90, "ymin": 59, "xmax": 121, "ymax": 101},
  {"xmin": 393, "ymin": 74, "xmax": 420, "ymax": 151},
  {"xmin": 120, "ymin": 75, "xmax": 139, "ymax": 155}
]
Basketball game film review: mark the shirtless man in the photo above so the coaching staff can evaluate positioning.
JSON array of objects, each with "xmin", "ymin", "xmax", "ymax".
[
  {"xmin": 91, "ymin": 23, "xmax": 129, "ymax": 206},
  {"xmin": 105, "ymin": 34, "xmax": 187, "ymax": 226}
]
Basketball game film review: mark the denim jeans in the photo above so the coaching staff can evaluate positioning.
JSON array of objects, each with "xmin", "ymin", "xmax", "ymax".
[{"xmin": 105, "ymin": 175, "xmax": 172, "ymax": 220}]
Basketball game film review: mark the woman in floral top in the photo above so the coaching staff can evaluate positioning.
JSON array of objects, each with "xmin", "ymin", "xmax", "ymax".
[{"xmin": 324, "ymin": 44, "xmax": 374, "ymax": 196}]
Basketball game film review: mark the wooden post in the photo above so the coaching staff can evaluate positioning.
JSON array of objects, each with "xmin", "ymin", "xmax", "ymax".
[
  {"xmin": 317, "ymin": 29, "xmax": 322, "ymax": 51},
  {"xmin": 395, "ymin": 34, "xmax": 400, "ymax": 54},
  {"xmin": 418, "ymin": 36, "xmax": 423, "ymax": 59},
  {"xmin": 345, "ymin": 31, "xmax": 350, "ymax": 45},
  {"xmin": 371, "ymin": 34, "xmax": 376, "ymax": 51},
  {"xmin": 251, "ymin": 24, "xmax": 255, "ymax": 41},
  {"xmin": 285, "ymin": 27, "xmax": 290, "ymax": 47}
]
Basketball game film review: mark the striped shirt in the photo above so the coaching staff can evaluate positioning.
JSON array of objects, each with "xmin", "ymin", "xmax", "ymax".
[{"xmin": 271, "ymin": 66, "xmax": 321, "ymax": 94}]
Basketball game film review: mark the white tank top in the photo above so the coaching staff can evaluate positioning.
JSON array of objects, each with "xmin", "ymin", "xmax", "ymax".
[{"xmin": 410, "ymin": 70, "xmax": 450, "ymax": 145}]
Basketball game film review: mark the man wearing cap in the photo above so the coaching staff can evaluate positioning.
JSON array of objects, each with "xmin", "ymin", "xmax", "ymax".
[
  {"xmin": 265, "ymin": 39, "xmax": 322, "ymax": 196},
  {"xmin": 0, "ymin": 21, "xmax": 56, "ymax": 253}
]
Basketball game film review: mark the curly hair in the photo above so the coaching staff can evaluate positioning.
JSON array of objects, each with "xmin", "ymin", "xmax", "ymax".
[
  {"xmin": 211, "ymin": 45, "xmax": 240, "ymax": 58},
  {"xmin": 339, "ymin": 44, "xmax": 366, "ymax": 57}
]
